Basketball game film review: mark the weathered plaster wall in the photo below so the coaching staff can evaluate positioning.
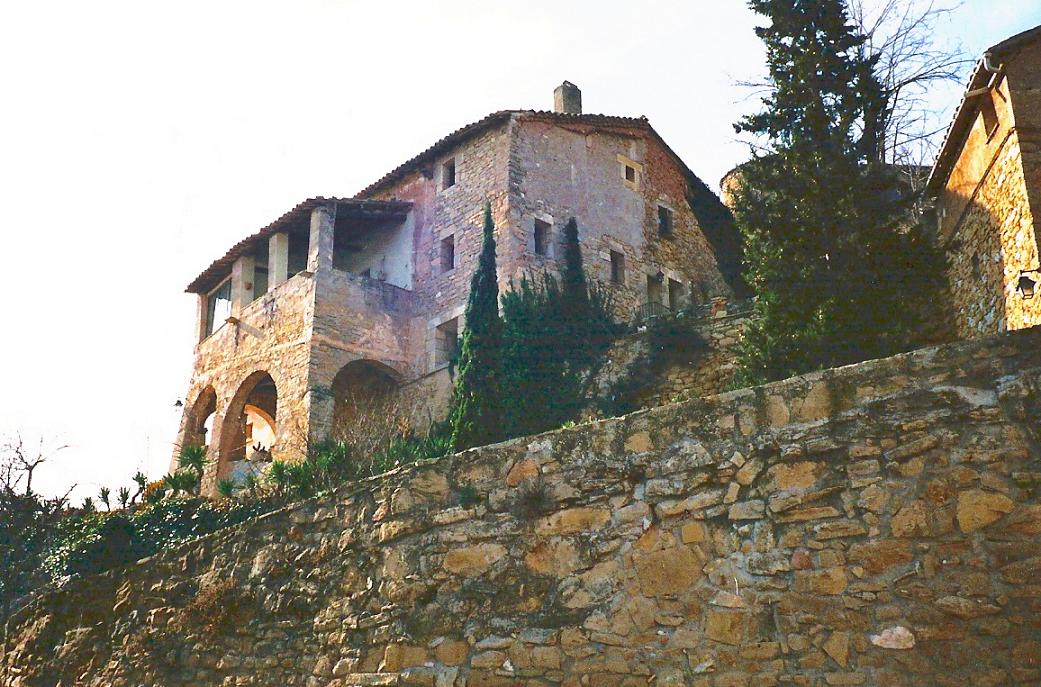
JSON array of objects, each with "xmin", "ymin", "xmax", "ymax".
[
  {"xmin": 11, "ymin": 327, "xmax": 1041, "ymax": 687},
  {"xmin": 507, "ymin": 117, "xmax": 732, "ymax": 317},
  {"xmin": 938, "ymin": 57, "xmax": 1041, "ymax": 337}
]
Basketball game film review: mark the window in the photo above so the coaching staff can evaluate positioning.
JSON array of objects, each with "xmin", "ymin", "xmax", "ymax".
[
  {"xmin": 658, "ymin": 206, "xmax": 674, "ymax": 237},
  {"xmin": 435, "ymin": 318, "xmax": 459, "ymax": 367},
  {"xmin": 534, "ymin": 219, "xmax": 550, "ymax": 256},
  {"xmin": 253, "ymin": 265, "xmax": 269, "ymax": 300},
  {"xmin": 618, "ymin": 154, "xmax": 642, "ymax": 190},
  {"xmin": 610, "ymin": 250, "xmax": 625, "ymax": 285},
  {"xmin": 440, "ymin": 235, "xmax": 456, "ymax": 272},
  {"xmin": 981, "ymin": 93, "xmax": 999, "ymax": 138},
  {"xmin": 647, "ymin": 274, "xmax": 664, "ymax": 306},
  {"xmin": 668, "ymin": 278, "xmax": 685, "ymax": 309},
  {"xmin": 204, "ymin": 278, "xmax": 232, "ymax": 338},
  {"xmin": 441, "ymin": 158, "xmax": 456, "ymax": 190}
]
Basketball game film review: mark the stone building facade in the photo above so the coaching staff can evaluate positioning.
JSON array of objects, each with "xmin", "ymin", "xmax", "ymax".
[
  {"xmin": 928, "ymin": 25, "xmax": 1041, "ymax": 337},
  {"xmin": 172, "ymin": 83, "xmax": 742, "ymax": 492}
]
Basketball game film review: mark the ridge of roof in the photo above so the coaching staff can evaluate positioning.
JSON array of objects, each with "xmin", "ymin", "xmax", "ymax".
[
  {"xmin": 355, "ymin": 109, "xmax": 679, "ymax": 198},
  {"xmin": 185, "ymin": 197, "xmax": 412, "ymax": 293},
  {"xmin": 926, "ymin": 23, "xmax": 1041, "ymax": 195}
]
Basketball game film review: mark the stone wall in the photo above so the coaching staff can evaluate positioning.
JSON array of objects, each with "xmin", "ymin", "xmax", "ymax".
[
  {"xmin": 937, "ymin": 49, "xmax": 1041, "ymax": 337},
  {"xmin": 507, "ymin": 116, "xmax": 733, "ymax": 318},
  {"xmin": 9, "ymin": 327, "xmax": 1041, "ymax": 686},
  {"xmin": 174, "ymin": 271, "xmax": 319, "ymax": 488},
  {"xmin": 591, "ymin": 302, "xmax": 750, "ymax": 413}
]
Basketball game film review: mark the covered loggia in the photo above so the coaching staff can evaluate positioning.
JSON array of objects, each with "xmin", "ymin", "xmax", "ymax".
[{"xmin": 218, "ymin": 371, "xmax": 278, "ymax": 484}]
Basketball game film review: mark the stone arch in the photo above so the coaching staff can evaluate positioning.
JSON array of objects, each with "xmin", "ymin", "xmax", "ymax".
[
  {"xmin": 330, "ymin": 360, "xmax": 401, "ymax": 438},
  {"xmin": 182, "ymin": 386, "xmax": 217, "ymax": 451},
  {"xmin": 217, "ymin": 371, "xmax": 279, "ymax": 483}
]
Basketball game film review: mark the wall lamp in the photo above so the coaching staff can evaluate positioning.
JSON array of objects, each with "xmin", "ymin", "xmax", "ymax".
[{"xmin": 1017, "ymin": 269, "xmax": 1040, "ymax": 299}]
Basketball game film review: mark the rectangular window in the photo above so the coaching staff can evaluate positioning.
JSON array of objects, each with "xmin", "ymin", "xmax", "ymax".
[
  {"xmin": 658, "ymin": 206, "xmax": 674, "ymax": 237},
  {"xmin": 610, "ymin": 250, "xmax": 625, "ymax": 285},
  {"xmin": 668, "ymin": 278, "xmax": 684, "ymax": 310},
  {"xmin": 204, "ymin": 278, "xmax": 232, "ymax": 338},
  {"xmin": 624, "ymin": 164, "xmax": 636, "ymax": 183},
  {"xmin": 981, "ymin": 93, "xmax": 999, "ymax": 138},
  {"xmin": 534, "ymin": 219, "xmax": 550, "ymax": 256},
  {"xmin": 647, "ymin": 274, "xmax": 664, "ymax": 306},
  {"xmin": 435, "ymin": 318, "xmax": 459, "ymax": 367},
  {"xmin": 440, "ymin": 235, "xmax": 456, "ymax": 272},
  {"xmin": 442, "ymin": 158, "xmax": 456, "ymax": 190}
]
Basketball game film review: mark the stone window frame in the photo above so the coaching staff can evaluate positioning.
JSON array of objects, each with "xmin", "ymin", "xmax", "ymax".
[
  {"xmin": 609, "ymin": 250, "xmax": 626, "ymax": 285},
  {"xmin": 438, "ymin": 153, "xmax": 461, "ymax": 193},
  {"xmin": 429, "ymin": 306, "xmax": 466, "ymax": 372},
  {"xmin": 657, "ymin": 203, "xmax": 675, "ymax": 239},
  {"xmin": 617, "ymin": 154, "xmax": 643, "ymax": 192},
  {"xmin": 532, "ymin": 212, "xmax": 554, "ymax": 258},
  {"xmin": 439, "ymin": 234, "xmax": 456, "ymax": 274}
]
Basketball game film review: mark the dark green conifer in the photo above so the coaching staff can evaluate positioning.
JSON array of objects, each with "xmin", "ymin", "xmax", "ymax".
[
  {"xmin": 449, "ymin": 202, "xmax": 505, "ymax": 451},
  {"xmin": 732, "ymin": 0, "xmax": 947, "ymax": 386}
]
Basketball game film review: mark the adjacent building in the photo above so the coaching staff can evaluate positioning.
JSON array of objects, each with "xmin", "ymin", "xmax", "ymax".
[
  {"xmin": 928, "ymin": 24, "xmax": 1041, "ymax": 336},
  {"xmin": 171, "ymin": 83, "xmax": 742, "ymax": 492}
]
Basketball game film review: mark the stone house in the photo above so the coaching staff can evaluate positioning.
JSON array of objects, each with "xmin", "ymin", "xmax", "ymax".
[
  {"xmin": 928, "ymin": 24, "xmax": 1041, "ymax": 336},
  {"xmin": 172, "ymin": 83, "xmax": 741, "ymax": 492}
]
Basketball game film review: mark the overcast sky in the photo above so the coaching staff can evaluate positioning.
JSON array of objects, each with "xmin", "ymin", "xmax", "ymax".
[{"xmin": 2, "ymin": 0, "xmax": 1039, "ymax": 500}]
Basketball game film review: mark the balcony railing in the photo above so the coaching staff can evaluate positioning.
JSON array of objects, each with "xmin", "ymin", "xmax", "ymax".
[{"xmin": 634, "ymin": 301, "xmax": 672, "ymax": 323}]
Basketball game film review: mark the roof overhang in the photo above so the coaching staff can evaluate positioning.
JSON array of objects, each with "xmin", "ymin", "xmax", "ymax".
[
  {"xmin": 185, "ymin": 197, "xmax": 412, "ymax": 293},
  {"xmin": 355, "ymin": 110, "xmax": 710, "ymax": 199},
  {"xmin": 926, "ymin": 24, "xmax": 1041, "ymax": 196}
]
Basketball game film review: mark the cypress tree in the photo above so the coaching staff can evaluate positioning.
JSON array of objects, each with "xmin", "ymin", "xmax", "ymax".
[
  {"xmin": 449, "ymin": 202, "xmax": 505, "ymax": 451},
  {"xmin": 732, "ymin": 0, "xmax": 947, "ymax": 386},
  {"xmin": 560, "ymin": 217, "xmax": 590, "ymax": 326}
]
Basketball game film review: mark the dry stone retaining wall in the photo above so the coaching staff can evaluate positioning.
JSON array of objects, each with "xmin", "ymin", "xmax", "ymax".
[{"xmin": 8, "ymin": 328, "xmax": 1041, "ymax": 686}]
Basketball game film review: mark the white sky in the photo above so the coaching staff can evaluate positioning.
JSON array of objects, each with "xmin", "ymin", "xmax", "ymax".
[{"xmin": 2, "ymin": 0, "xmax": 1039, "ymax": 500}]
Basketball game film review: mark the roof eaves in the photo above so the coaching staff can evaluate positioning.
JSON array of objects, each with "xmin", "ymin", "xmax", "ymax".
[
  {"xmin": 184, "ymin": 197, "xmax": 413, "ymax": 293},
  {"xmin": 926, "ymin": 23, "xmax": 1041, "ymax": 195}
]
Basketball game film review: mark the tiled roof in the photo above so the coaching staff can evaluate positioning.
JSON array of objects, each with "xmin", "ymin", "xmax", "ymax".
[
  {"xmin": 185, "ymin": 197, "xmax": 412, "ymax": 293},
  {"xmin": 927, "ymin": 24, "xmax": 1041, "ymax": 195},
  {"xmin": 355, "ymin": 110, "xmax": 709, "ymax": 197}
]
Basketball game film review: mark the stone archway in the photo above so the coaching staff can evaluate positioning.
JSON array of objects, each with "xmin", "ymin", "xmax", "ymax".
[
  {"xmin": 330, "ymin": 360, "xmax": 400, "ymax": 439},
  {"xmin": 182, "ymin": 386, "xmax": 217, "ymax": 452},
  {"xmin": 218, "ymin": 371, "xmax": 278, "ymax": 484}
]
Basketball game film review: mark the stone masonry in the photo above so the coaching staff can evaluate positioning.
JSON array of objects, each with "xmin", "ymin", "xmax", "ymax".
[
  {"xmin": 929, "ymin": 27, "xmax": 1041, "ymax": 337},
  {"xmin": 173, "ymin": 84, "xmax": 741, "ymax": 493},
  {"xmin": 10, "ymin": 326, "xmax": 1041, "ymax": 686}
]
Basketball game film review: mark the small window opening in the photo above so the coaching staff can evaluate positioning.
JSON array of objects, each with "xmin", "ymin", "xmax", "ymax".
[
  {"xmin": 435, "ymin": 318, "xmax": 459, "ymax": 367},
  {"xmin": 205, "ymin": 278, "xmax": 232, "ymax": 338},
  {"xmin": 624, "ymin": 165, "xmax": 636, "ymax": 183},
  {"xmin": 980, "ymin": 93, "xmax": 999, "ymax": 138},
  {"xmin": 658, "ymin": 206, "xmax": 674, "ymax": 237},
  {"xmin": 534, "ymin": 219, "xmax": 550, "ymax": 256},
  {"xmin": 668, "ymin": 278, "xmax": 684, "ymax": 309},
  {"xmin": 441, "ymin": 159, "xmax": 456, "ymax": 190},
  {"xmin": 647, "ymin": 274, "xmax": 664, "ymax": 305},
  {"xmin": 610, "ymin": 250, "xmax": 625, "ymax": 285},
  {"xmin": 440, "ymin": 235, "xmax": 456, "ymax": 272}
]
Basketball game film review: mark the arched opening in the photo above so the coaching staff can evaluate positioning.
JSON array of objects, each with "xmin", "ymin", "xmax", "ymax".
[
  {"xmin": 331, "ymin": 360, "xmax": 400, "ymax": 439},
  {"xmin": 219, "ymin": 371, "xmax": 278, "ymax": 484},
  {"xmin": 183, "ymin": 386, "xmax": 217, "ymax": 451}
]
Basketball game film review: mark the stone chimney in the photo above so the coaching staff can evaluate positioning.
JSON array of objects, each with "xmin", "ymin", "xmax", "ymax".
[{"xmin": 553, "ymin": 81, "xmax": 582, "ymax": 115}]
